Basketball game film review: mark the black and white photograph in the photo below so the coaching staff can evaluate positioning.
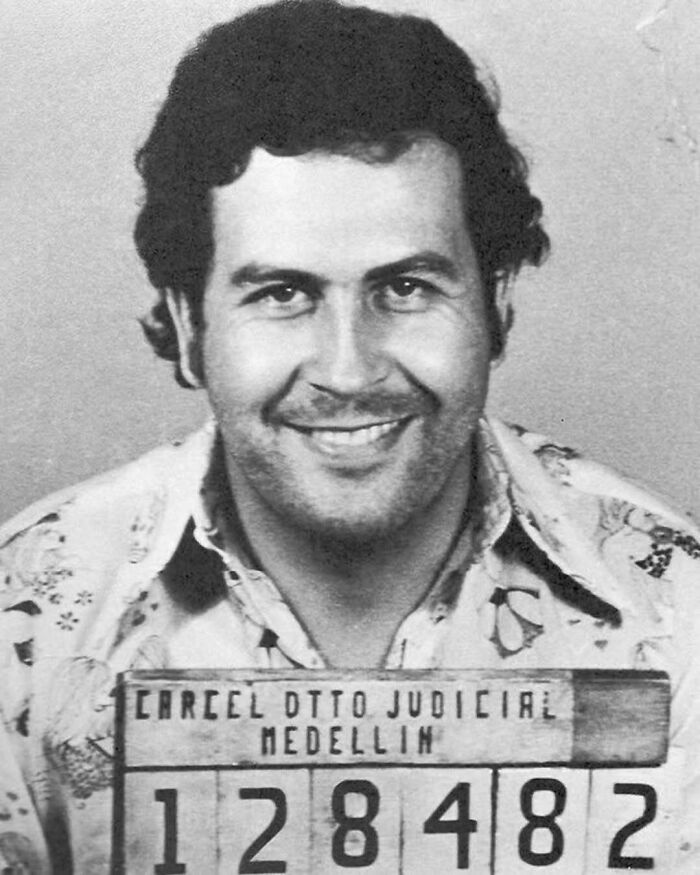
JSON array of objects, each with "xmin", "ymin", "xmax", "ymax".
[{"xmin": 1, "ymin": 1, "xmax": 698, "ymax": 871}]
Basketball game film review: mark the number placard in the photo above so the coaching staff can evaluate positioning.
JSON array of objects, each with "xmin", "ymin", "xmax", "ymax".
[
  {"xmin": 114, "ymin": 670, "xmax": 672, "ymax": 873},
  {"xmin": 117, "ymin": 766, "xmax": 677, "ymax": 872}
]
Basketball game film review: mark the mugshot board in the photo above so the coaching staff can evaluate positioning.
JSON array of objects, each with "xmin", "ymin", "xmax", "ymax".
[{"xmin": 114, "ymin": 669, "xmax": 675, "ymax": 873}]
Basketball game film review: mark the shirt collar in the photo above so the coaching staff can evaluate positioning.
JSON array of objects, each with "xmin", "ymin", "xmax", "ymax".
[{"xmin": 485, "ymin": 417, "xmax": 636, "ymax": 618}]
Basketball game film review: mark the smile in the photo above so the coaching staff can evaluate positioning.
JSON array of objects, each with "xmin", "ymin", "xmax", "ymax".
[{"xmin": 284, "ymin": 418, "xmax": 411, "ymax": 453}]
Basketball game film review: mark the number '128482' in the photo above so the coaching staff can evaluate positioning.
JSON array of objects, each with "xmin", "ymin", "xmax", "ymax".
[{"xmin": 121, "ymin": 765, "xmax": 668, "ymax": 873}]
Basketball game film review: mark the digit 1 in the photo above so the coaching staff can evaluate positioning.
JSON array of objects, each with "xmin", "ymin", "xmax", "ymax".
[
  {"xmin": 154, "ymin": 788, "xmax": 186, "ymax": 874},
  {"xmin": 423, "ymin": 782, "xmax": 478, "ymax": 869}
]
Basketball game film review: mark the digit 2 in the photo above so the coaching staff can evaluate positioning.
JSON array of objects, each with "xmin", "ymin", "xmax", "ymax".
[
  {"xmin": 238, "ymin": 787, "xmax": 288, "ymax": 874},
  {"xmin": 607, "ymin": 783, "xmax": 656, "ymax": 870}
]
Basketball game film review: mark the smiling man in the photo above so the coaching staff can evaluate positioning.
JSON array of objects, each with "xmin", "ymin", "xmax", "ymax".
[
  {"xmin": 1, "ymin": 0, "xmax": 700, "ymax": 871},
  {"xmin": 169, "ymin": 141, "xmax": 494, "ymax": 667}
]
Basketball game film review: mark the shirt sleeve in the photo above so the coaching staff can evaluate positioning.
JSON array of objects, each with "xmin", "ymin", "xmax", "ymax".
[
  {"xmin": 664, "ymin": 535, "xmax": 700, "ymax": 872},
  {"xmin": 0, "ymin": 602, "xmax": 52, "ymax": 873}
]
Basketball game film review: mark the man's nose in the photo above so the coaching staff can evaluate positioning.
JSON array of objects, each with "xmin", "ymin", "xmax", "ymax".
[{"xmin": 304, "ymin": 291, "xmax": 390, "ymax": 396}]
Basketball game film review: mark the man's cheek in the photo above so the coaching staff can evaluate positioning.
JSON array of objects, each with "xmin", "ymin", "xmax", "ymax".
[
  {"xmin": 204, "ymin": 338, "xmax": 289, "ymax": 407},
  {"xmin": 394, "ymin": 339, "xmax": 484, "ymax": 402}
]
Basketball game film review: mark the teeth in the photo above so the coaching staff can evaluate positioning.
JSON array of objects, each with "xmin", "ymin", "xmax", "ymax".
[{"xmin": 309, "ymin": 421, "xmax": 400, "ymax": 447}]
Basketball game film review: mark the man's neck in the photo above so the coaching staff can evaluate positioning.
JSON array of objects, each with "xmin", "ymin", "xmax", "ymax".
[{"xmin": 222, "ymin": 448, "xmax": 476, "ymax": 668}]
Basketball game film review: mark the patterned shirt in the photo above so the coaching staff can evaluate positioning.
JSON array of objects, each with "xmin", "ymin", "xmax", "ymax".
[{"xmin": 1, "ymin": 417, "xmax": 699, "ymax": 873}]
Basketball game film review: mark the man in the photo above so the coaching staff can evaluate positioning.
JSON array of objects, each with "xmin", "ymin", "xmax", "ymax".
[{"xmin": 1, "ymin": 0, "xmax": 699, "ymax": 871}]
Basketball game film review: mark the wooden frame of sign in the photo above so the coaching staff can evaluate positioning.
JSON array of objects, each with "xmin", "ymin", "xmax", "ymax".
[{"xmin": 112, "ymin": 669, "xmax": 671, "ymax": 874}]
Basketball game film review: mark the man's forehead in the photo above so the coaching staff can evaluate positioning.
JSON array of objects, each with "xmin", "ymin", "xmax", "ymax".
[
  {"xmin": 213, "ymin": 136, "xmax": 464, "ymax": 199},
  {"xmin": 208, "ymin": 138, "xmax": 472, "ymax": 276}
]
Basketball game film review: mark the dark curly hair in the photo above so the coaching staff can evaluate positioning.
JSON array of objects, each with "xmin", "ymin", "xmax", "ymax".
[{"xmin": 135, "ymin": 0, "xmax": 549, "ymax": 386}]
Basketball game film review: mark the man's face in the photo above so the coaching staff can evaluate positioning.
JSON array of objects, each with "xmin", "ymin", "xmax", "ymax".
[{"xmin": 190, "ymin": 138, "xmax": 492, "ymax": 541}]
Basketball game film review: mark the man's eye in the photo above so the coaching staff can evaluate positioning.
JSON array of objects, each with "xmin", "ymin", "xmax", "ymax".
[
  {"xmin": 265, "ymin": 284, "xmax": 305, "ymax": 304},
  {"xmin": 390, "ymin": 279, "xmax": 420, "ymax": 296},
  {"xmin": 378, "ymin": 278, "xmax": 433, "ymax": 311},
  {"xmin": 246, "ymin": 284, "xmax": 314, "ymax": 314}
]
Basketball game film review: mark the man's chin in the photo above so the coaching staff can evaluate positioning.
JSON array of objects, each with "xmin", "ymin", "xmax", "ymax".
[{"xmin": 276, "ymin": 499, "xmax": 413, "ymax": 548}]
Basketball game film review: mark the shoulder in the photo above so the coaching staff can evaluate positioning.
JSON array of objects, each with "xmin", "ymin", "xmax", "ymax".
[
  {"xmin": 490, "ymin": 417, "xmax": 698, "ymax": 534},
  {"xmin": 0, "ymin": 426, "xmax": 213, "ymax": 612},
  {"xmin": 488, "ymin": 417, "xmax": 700, "ymax": 604}
]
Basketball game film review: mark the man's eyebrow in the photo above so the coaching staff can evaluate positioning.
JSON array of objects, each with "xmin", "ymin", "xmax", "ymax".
[
  {"xmin": 229, "ymin": 263, "xmax": 324, "ymax": 287},
  {"xmin": 229, "ymin": 252, "xmax": 459, "ymax": 288},
  {"xmin": 364, "ymin": 252, "xmax": 460, "ymax": 283}
]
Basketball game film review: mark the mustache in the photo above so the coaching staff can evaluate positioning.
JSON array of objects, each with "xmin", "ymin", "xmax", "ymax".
[{"xmin": 269, "ymin": 388, "xmax": 436, "ymax": 425}]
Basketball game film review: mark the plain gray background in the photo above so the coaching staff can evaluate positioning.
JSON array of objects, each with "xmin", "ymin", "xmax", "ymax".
[{"xmin": 1, "ymin": 0, "xmax": 698, "ymax": 522}]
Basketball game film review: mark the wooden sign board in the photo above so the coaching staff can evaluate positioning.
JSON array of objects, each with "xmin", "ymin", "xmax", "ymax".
[{"xmin": 113, "ymin": 669, "xmax": 672, "ymax": 873}]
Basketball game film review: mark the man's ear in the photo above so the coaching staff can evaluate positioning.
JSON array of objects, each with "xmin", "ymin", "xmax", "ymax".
[
  {"xmin": 490, "ymin": 280, "xmax": 514, "ymax": 368},
  {"xmin": 165, "ymin": 289, "xmax": 204, "ymax": 388}
]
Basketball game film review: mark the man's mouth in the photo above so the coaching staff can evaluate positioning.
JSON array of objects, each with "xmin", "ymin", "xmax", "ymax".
[{"xmin": 283, "ymin": 417, "xmax": 411, "ymax": 451}]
